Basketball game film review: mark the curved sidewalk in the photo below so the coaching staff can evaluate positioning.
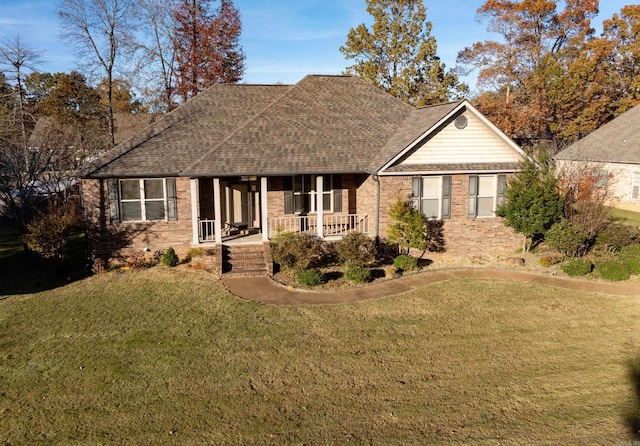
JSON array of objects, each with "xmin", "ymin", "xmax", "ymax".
[{"xmin": 222, "ymin": 268, "xmax": 640, "ymax": 306}]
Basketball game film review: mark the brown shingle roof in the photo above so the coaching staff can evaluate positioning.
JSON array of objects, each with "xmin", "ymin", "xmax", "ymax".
[
  {"xmin": 555, "ymin": 104, "xmax": 640, "ymax": 164},
  {"xmin": 81, "ymin": 83, "xmax": 291, "ymax": 177},
  {"xmin": 182, "ymin": 75, "xmax": 413, "ymax": 176},
  {"xmin": 81, "ymin": 75, "xmax": 413, "ymax": 177}
]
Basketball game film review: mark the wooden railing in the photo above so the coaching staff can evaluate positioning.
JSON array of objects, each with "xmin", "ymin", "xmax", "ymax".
[{"xmin": 268, "ymin": 214, "xmax": 369, "ymax": 238}]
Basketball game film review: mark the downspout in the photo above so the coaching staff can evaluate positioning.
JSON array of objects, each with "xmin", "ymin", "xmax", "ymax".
[{"xmin": 373, "ymin": 173, "xmax": 381, "ymax": 238}]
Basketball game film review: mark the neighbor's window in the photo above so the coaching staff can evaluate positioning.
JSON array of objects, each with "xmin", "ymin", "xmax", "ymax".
[
  {"xmin": 117, "ymin": 178, "xmax": 177, "ymax": 222},
  {"xmin": 411, "ymin": 176, "xmax": 451, "ymax": 219},
  {"xmin": 633, "ymin": 172, "xmax": 640, "ymax": 200},
  {"xmin": 468, "ymin": 175, "xmax": 507, "ymax": 218}
]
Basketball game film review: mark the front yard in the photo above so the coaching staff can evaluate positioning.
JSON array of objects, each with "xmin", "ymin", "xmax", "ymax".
[{"xmin": 1, "ymin": 267, "xmax": 639, "ymax": 444}]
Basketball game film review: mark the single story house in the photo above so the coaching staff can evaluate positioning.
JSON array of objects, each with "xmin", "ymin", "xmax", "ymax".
[
  {"xmin": 555, "ymin": 104, "xmax": 640, "ymax": 212},
  {"xmin": 79, "ymin": 75, "xmax": 525, "ymax": 269}
]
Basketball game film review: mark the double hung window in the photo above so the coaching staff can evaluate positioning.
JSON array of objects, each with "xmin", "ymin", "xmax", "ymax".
[
  {"xmin": 468, "ymin": 175, "xmax": 507, "ymax": 218},
  {"xmin": 411, "ymin": 176, "xmax": 451, "ymax": 219},
  {"xmin": 109, "ymin": 178, "xmax": 178, "ymax": 222},
  {"xmin": 285, "ymin": 175, "xmax": 342, "ymax": 214}
]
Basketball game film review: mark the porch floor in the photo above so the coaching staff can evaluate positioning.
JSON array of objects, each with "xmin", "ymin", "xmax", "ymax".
[{"xmin": 223, "ymin": 233, "xmax": 264, "ymax": 246}]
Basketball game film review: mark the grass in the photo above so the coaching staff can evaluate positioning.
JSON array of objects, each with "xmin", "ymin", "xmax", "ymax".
[
  {"xmin": 608, "ymin": 206, "xmax": 640, "ymax": 227},
  {"xmin": 1, "ymin": 268, "xmax": 639, "ymax": 444},
  {"xmin": 0, "ymin": 225, "xmax": 23, "ymax": 258}
]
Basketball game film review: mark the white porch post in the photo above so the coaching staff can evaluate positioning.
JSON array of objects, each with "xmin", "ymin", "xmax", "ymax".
[
  {"xmin": 316, "ymin": 175, "xmax": 324, "ymax": 239},
  {"xmin": 213, "ymin": 177, "xmax": 223, "ymax": 243},
  {"xmin": 190, "ymin": 178, "xmax": 199, "ymax": 244},
  {"xmin": 261, "ymin": 177, "xmax": 269, "ymax": 241}
]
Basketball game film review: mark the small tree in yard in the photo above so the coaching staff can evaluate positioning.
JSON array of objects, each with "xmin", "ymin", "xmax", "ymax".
[
  {"xmin": 496, "ymin": 157, "xmax": 564, "ymax": 252},
  {"xmin": 388, "ymin": 198, "xmax": 426, "ymax": 254}
]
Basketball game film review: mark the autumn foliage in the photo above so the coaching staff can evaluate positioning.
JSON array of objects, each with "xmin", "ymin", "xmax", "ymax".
[{"xmin": 173, "ymin": 0, "xmax": 245, "ymax": 101}]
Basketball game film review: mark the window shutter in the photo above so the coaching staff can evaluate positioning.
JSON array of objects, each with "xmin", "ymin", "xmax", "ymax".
[
  {"xmin": 284, "ymin": 177, "xmax": 294, "ymax": 214},
  {"xmin": 107, "ymin": 179, "xmax": 120, "ymax": 223},
  {"xmin": 497, "ymin": 175, "xmax": 507, "ymax": 207},
  {"xmin": 411, "ymin": 177, "xmax": 421, "ymax": 210},
  {"xmin": 442, "ymin": 176, "xmax": 452, "ymax": 219},
  {"xmin": 333, "ymin": 175, "xmax": 342, "ymax": 212},
  {"xmin": 166, "ymin": 178, "xmax": 178, "ymax": 221},
  {"xmin": 468, "ymin": 175, "xmax": 478, "ymax": 218}
]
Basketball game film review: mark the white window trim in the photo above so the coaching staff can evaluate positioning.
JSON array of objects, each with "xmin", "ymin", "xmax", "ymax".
[
  {"xmin": 293, "ymin": 175, "xmax": 333, "ymax": 214},
  {"xmin": 421, "ymin": 176, "xmax": 443, "ymax": 220},
  {"xmin": 475, "ymin": 175, "xmax": 497, "ymax": 218},
  {"xmin": 119, "ymin": 178, "xmax": 169, "ymax": 222},
  {"xmin": 632, "ymin": 172, "xmax": 640, "ymax": 200}
]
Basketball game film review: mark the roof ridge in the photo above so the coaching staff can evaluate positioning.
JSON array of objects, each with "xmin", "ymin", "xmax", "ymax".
[
  {"xmin": 180, "ymin": 79, "xmax": 306, "ymax": 174},
  {"xmin": 79, "ymin": 84, "xmax": 289, "ymax": 177}
]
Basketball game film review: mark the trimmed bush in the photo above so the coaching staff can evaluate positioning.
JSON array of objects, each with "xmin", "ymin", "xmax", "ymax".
[
  {"xmin": 539, "ymin": 255, "xmax": 560, "ymax": 267},
  {"xmin": 596, "ymin": 260, "xmax": 630, "ymax": 281},
  {"xmin": 595, "ymin": 224, "xmax": 640, "ymax": 253},
  {"xmin": 560, "ymin": 258, "xmax": 593, "ymax": 276},
  {"xmin": 271, "ymin": 232, "xmax": 323, "ymax": 271},
  {"xmin": 335, "ymin": 232, "xmax": 375, "ymax": 267},
  {"xmin": 162, "ymin": 247, "xmax": 179, "ymax": 267},
  {"xmin": 296, "ymin": 269, "xmax": 324, "ymax": 287},
  {"xmin": 619, "ymin": 243, "xmax": 640, "ymax": 274},
  {"xmin": 545, "ymin": 219, "xmax": 591, "ymax": 258},
  {"xmin": 345, "ymin": 266, "xmax": 372, "ymax": 283},
  {"xmin": 393, "ymin": 254, "xmax": 417, "ymax": 272}
]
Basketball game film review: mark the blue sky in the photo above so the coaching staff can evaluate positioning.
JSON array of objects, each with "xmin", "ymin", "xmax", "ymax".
[{"xmin": 0, "ymin": 0, "xmax": 632, "ymax": 91}]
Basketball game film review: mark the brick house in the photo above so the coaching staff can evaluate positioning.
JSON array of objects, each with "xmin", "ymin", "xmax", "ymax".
[{"xmin": 79, "ymin": 75, "xmax": 525, "ymax": 265}]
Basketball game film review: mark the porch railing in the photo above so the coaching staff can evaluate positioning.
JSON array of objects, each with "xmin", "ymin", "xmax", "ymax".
[
  {"xmin": 268, "ymin": 214, "xmax": 369, "ymax": 238},
  {"xmin": 199, "ymin": 219, "xmax": 216, "ymax": 242}
]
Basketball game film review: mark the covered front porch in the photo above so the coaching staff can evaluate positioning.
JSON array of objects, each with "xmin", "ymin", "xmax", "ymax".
[{"xmin": 190, "ymin": 175, "xmax": 370, "ymax": 244}]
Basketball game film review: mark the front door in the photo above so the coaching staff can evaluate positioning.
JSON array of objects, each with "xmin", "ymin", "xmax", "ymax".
[{"xmin": 228, "ymin": 180, "xmax": 260, "ymax": 229}]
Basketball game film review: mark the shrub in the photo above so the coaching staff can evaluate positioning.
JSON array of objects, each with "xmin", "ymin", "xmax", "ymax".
[
  {"xmin": 271, "ymin": 232, "xmax": 323, "ymax": 271},
  {"xmin": 596, "ymin": 260, "xmax": 630, "ymax": 281},
  {"xmin": 383, "ymin": 264, "xmax": 397, "ymax": 278},
  {"xmin": 560, "ymin": 258, "xmax": 593, "ymax": 276},
  {"xmin": 545, "ymin": 219, "xmax": 591, "ymax": 257},
  {"xmin": 185, "ymin": 247, "xmax": 206, "ymax": 262},
  {"xmin": 539, "ymin": 255, "xmax": 560, "ymax": 267},
  {"xmin": 92, "ymin": 258, "xmax": 107, "ymax": 274},
  {"xmin": 161, "ymin": 247, "xmax": 179, "ymax": 267},
  {"xmin": 345, "ymin": 266, "xmax": 372, "ymax": 283},
  {"xmin": 296, "ymin": 269, "xmax": 324, "ymax": 287},
  {"xmin": 335, "ymin": 232, "xmax": 375, "ymax": 267},
  {"xmin": 388, "ymin": 199, "xmax": 427, "ymax": 254},
  {"xmin": 619, "ymin": 243, "xmax": 640, "ymax": 274},
  {"xmin": 595, "ymin": 224, "xmax": 640, "ymax": 253},
  {"xmin": 393, "ymin": 254, "xmax": 417, "ymax": 272},
  {"xmin": 125, "ymin": 250, "xmax": 147, "ymax": 269},
  {"xmin": 23, "ymin": 200, "xmax": 82, "ymax": 260}
]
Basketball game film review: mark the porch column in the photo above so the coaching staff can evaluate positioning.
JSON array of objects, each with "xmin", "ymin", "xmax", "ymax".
[
  {"xmin": 316, "ymin": 175, "xmax": 324, "ymax": 239},
  {"xmin": 213, "ymin": 177, "xmax": 223, "ymax": 243},
  {"xmin": 190, "ymin": 178, "xmax": 199, "ymax": 245},
  {"xmin": 261, "ymin": 177, "xmax": 269, "ymax": 241}
]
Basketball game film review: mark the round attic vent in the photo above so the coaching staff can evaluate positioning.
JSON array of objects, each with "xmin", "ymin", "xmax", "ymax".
[{"xmin": 454, "ymin": 115, "xmax": 468, "ymax": 129}]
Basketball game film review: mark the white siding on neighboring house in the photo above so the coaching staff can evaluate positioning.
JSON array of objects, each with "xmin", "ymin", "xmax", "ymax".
[
  {"xmin": 556, "ymin": 159, "xmax": 640, "ymax": 212},
  {"xmin": 399, "ymin": 112, "xmax": 522, "ymax": 166}
]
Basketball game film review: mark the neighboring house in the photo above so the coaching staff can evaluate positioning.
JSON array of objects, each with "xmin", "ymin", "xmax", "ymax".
[
  {"xmin": 79, "ymin": 75, "xmax": 525, "ymax": 264},
  {"xmin": 555, "ymin": 104, "xmax": 640, "ymax": 212}
]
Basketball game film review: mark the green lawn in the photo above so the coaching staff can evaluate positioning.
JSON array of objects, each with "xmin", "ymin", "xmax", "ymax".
[
  {"xmin": 1, "ymin": 268, "xmax": 639, "ymax": 444},
  {"xmin": 609, "ymin": 206, "xmax": 640, "ymax": 227}
]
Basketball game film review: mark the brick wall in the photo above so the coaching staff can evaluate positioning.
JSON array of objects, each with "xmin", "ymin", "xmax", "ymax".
[
  {"xmin": 81, "ymin": 177, "xmax": 194, "ymax": 259},
  {"xmin": 357, "ymin": 174, "xmax": 522, "ymax": 255}
]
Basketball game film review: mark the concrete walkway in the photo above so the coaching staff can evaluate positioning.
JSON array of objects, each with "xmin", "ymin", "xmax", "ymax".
[{"xmin": 222, "ymin": 268, "xmax": 640, "ymax": 306}]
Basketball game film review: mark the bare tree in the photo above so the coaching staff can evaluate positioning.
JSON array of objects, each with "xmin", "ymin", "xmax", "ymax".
[
  {"xmin": 0, "ymin": 35, "xmax": 43, "ymax": 149},
  {"xmin": 58, "ymin": 0, "xmax": 137, "ymax": 147},
  {"xmin": 136, "ymin": 0, "xmax": 179, "ymax": 111}
]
